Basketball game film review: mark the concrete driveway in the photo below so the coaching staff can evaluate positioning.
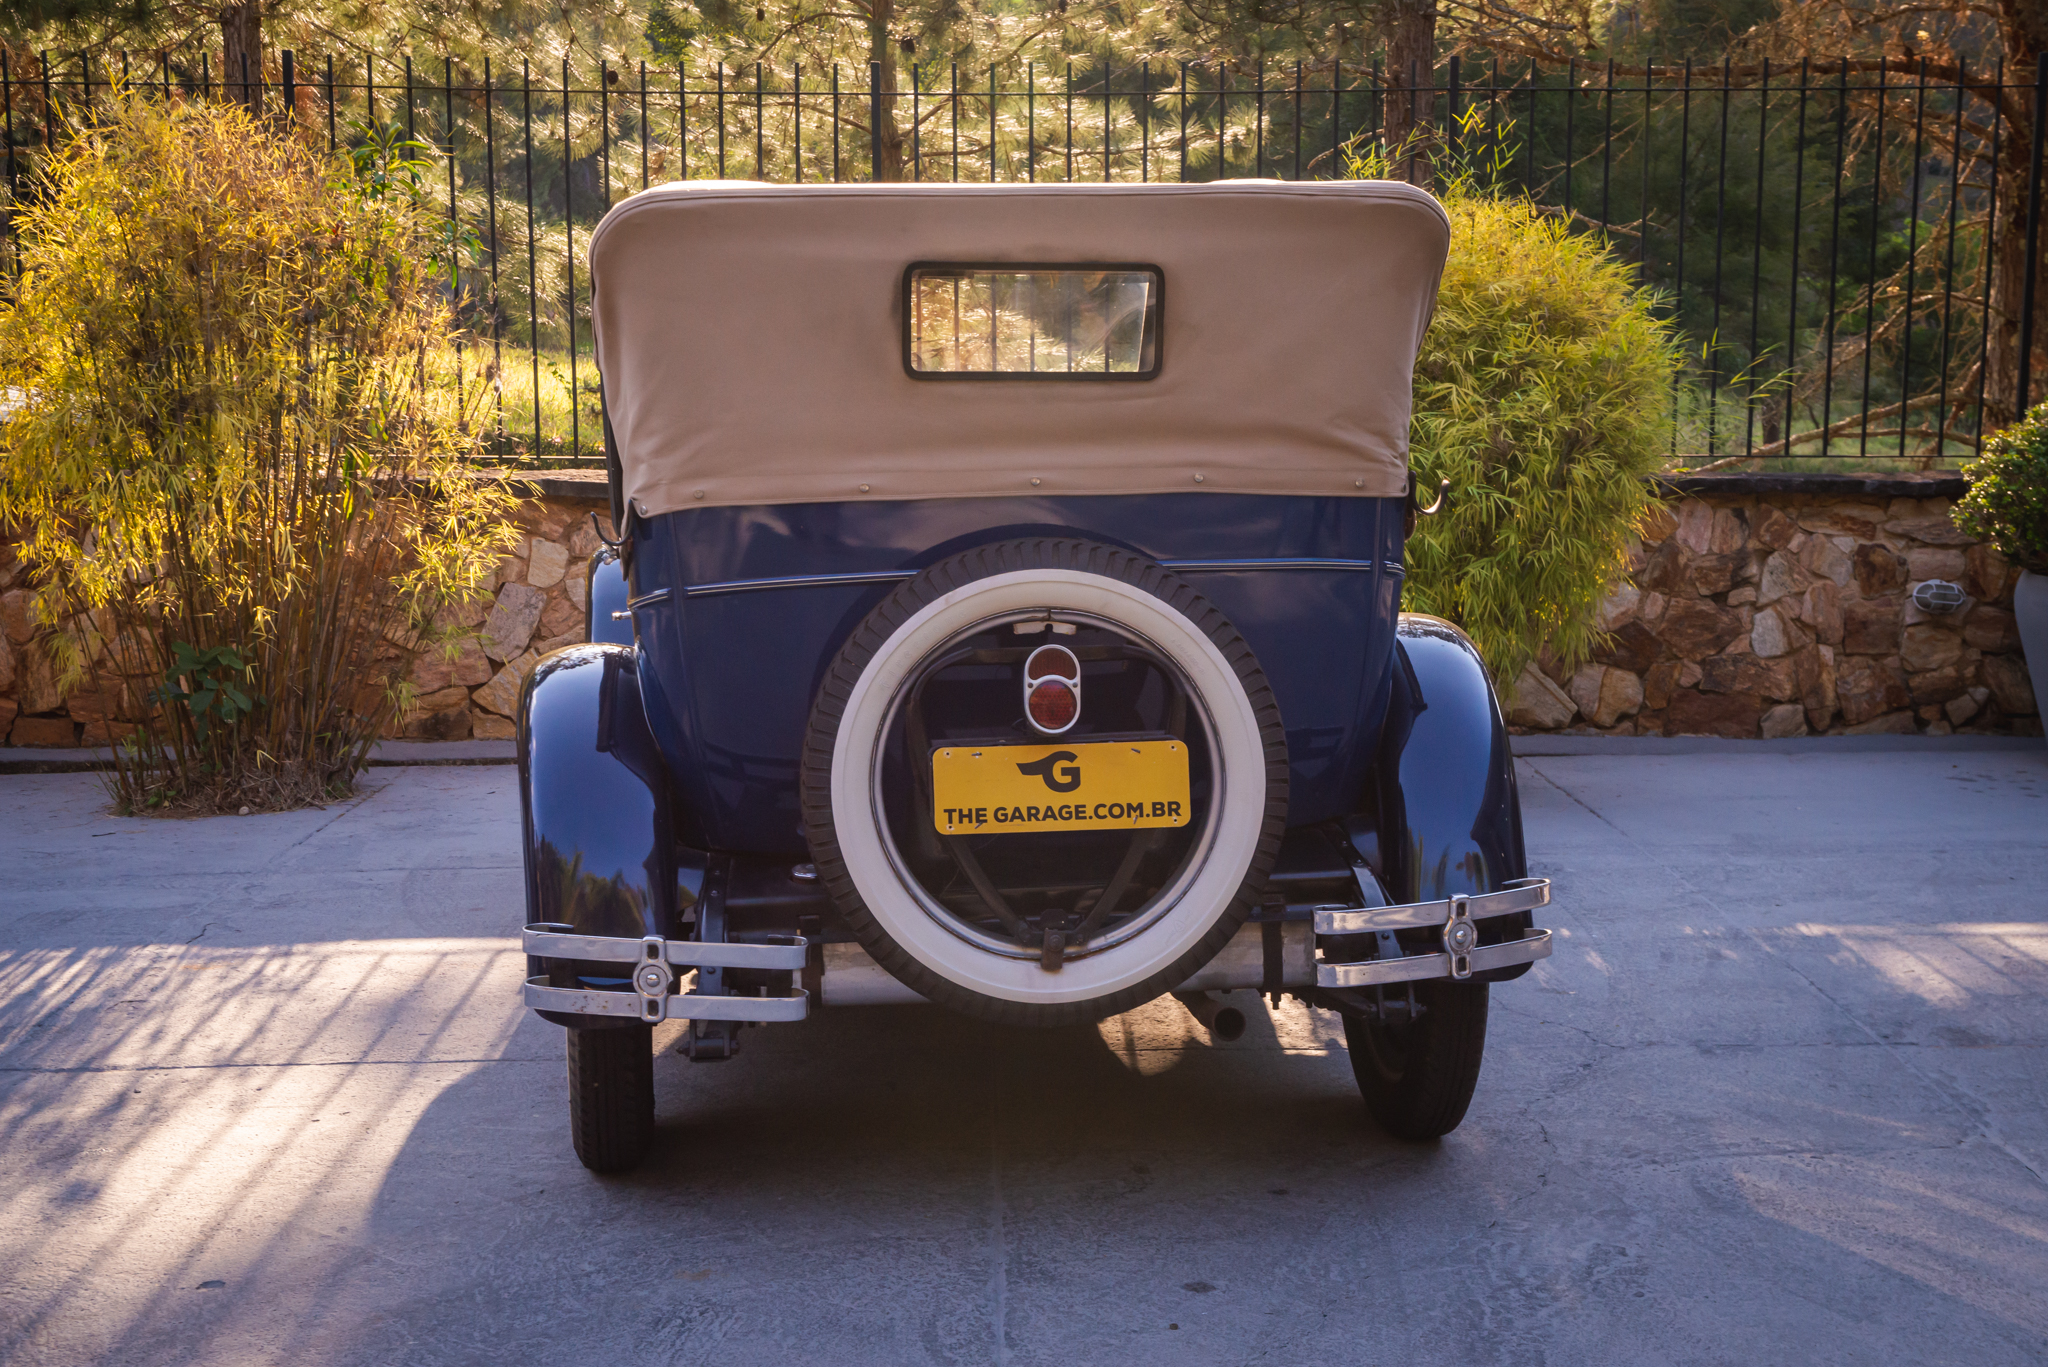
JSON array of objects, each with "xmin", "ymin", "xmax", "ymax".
[{"xmin": 2, "ymin": 745, "xmax": 2044, "ymax": 1366}]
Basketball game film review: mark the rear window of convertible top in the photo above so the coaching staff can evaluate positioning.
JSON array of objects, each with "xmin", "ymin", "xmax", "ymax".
[{"xmin": 904, "ymin": 265, "xmax": 1161, "ymax": 380}]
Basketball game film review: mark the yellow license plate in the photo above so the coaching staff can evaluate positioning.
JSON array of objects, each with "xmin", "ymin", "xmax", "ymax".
[{"xmin": 931, "ymin": 740, "xmax": 1190, "ymax": 834}]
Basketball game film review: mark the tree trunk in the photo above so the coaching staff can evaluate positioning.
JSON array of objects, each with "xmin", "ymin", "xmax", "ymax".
[
  {"xmin": 867, "ymin": 0, "xmax": 905, "ymax": 181},
  {"xmin": 1381, "ymin": 0, "xmax": 1436, "ymax": 184},
  {"xmin": 220, "ymin": 1, "xmax": 261, "ymax": 115},
  {"xmin": 1984, "ymin": 154, "xmax": 2032, "ymax": 426}
]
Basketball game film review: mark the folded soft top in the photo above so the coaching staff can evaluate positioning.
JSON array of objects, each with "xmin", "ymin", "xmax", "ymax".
[{"xmin": 588, "ymin": 179, "xmax": 1449, "ymax": 515}]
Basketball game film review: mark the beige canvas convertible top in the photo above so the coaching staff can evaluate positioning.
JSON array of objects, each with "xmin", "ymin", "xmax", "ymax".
[{"xmin": 588, "ymin": 179, "xmax": 1449, "ymax": 516}]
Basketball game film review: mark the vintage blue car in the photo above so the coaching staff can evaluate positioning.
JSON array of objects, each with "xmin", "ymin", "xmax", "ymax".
[{"xmin": 518, "ymin": 179, "xmax": 1552, "ymax": 1172}]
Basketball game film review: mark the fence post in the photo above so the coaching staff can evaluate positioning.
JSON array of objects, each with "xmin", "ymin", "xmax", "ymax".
[
  {"xmin": 281, "ymin": 50, "xmax": 294, "ymax": 125},
  {"xmin": 2018, "ymin": 51, "xmax": 2048, "ymax": 418},
  {"xmin": 3, "ymin": 50, "xmax": 13, "ymax": 199}
]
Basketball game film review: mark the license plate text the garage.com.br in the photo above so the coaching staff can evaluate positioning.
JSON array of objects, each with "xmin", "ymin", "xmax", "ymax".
[{"xmin": 930, "ymin": 740, "xmax": 1190, "ymax": 834}]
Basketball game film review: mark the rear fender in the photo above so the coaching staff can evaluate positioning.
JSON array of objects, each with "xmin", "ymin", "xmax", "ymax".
[
  {"xmin": 586, "ymin": 550, "xmax": 633, "ymax": 646},
  {"xmin": 519, "ymin": 645, "xmax": 688, "ymax": 946},
  {"xmin": 1349, "ymin": 614, "xmax": 1533, "ymax": 981}
]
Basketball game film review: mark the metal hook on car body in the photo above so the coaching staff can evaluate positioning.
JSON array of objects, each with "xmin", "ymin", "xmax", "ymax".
[{"xmin": 1403, "ymin": 476, "xmax": 1449, "ymax": 538}]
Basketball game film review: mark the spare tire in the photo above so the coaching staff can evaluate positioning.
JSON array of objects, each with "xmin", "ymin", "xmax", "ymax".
[{"xmin": 799, "ymin": 538, "xmax": 1288, "ymax": 1026}]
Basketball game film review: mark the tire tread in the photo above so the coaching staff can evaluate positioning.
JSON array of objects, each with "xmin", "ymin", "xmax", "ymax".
[
  {"xmin": 567, "ymin": 1024, "xmax": 655, "ymax": 1173},
  {"xmin": 1345, "ymin": 982, "xmax": 1489, "ymax": 1141}
]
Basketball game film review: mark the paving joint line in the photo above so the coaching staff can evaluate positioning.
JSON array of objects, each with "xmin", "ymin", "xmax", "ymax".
[{"xmin": 282, "ymin": 783, "xmax": 385, "ymax": 852}]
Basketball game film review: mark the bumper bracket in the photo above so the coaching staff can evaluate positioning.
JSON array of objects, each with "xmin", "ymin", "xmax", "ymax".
[
  {"xmin": 1313, "ymin": 877, "xmax": 1553, "ymax": 989},
  {"xmin": 522, "ymin": 924, "xmax": 810, "ymax": 1024}
]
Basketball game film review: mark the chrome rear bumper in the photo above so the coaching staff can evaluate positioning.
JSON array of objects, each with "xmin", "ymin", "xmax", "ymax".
[
  {"xmin": 519, "ymin": 874, "xmax": 1552, "ymax": 1022},
  {"xmin": 1313, "ymin": 877, "xmax": 1552, "ymax": 988},
  {"xmin": 523, "ymin": 926, "xmax": 809, "ymax": 1024}
]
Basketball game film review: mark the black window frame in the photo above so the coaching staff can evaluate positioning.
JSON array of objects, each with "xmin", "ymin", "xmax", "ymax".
[{"xmin": 900, "ymin": 261, "xmax": 1164, "ymax": 382}]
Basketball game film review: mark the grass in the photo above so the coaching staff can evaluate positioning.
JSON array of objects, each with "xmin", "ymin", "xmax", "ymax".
[{"xmin": 427, "ymin": 340, "xmax": 606, "ymax": 464}]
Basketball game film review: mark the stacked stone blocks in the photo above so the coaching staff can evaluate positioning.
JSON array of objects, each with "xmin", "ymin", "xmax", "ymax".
[
  {"xmin": 1506, "ymin": 485, "xmax": 2037, "ymax": 737},
  {"xmin": 0, "ymin": 493, "xmax": 613, "ymax": 748},
  {"xmin": 393, "ymin": 502, "xmax": 611, "ymax": 743}
]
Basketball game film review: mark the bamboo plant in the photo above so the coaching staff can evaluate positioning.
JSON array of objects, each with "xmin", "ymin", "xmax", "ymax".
[
  {"xmin": 1353, "ymin": 127, "xmax": 1683, "ymax": 687},
  {"xmin": 0, "ymin": 96, "xmax": 523, "ymax": 812}
]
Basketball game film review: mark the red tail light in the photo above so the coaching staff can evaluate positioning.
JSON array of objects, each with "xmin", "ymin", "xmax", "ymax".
[
  {"xmin": 1023, "ymin": 643, "xmax": 1081, "ymax": 734},
  {"xmin": 1025, "ymin": 643, "xmax": 1080, "ymax": 680},
  {"xmin": 1027, "ymin": 678, "xmax": 1078, "ymax": 732}
]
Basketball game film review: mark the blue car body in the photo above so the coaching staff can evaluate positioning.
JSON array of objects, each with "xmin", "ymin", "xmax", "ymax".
[{"xmin": 626, "ymin": 493, "xmax": 1405, "ymax": 855}]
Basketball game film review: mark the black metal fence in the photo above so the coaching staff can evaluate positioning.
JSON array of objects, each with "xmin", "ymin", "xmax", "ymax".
[{"xmin": 2, "ymin": 47, "xmax": 2043, "ymax": 469}]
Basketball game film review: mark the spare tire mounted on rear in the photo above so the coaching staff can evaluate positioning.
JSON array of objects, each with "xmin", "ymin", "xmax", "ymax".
[{"xmin": 800, "ymin": 539, "xmax": 1289, "ymax": 1027}]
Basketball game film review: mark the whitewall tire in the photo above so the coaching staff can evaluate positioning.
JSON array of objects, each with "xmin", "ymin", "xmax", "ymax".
[{"xmin": 800, "ymin": 539, "xmax": 1289, "ymax": 1027}]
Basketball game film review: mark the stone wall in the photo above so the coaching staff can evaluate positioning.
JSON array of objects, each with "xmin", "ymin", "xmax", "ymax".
[
  {"xmin": 0, "ymin": 472, "xmax": 2037, "ymax": 746},
  {"xmin": 0, "ymin": 475, "xmax": 613, "ymax": 748},
  {"xmin": 1505, "ymin": 475, "xmax": 2039, "ymax": 737},
  {"xmin": 388, "ymin": 486, "xmax": 614, "ymax": 743}
]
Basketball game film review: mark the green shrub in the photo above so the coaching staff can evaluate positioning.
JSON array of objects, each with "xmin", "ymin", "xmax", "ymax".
[
  {"xmin": 1352, "ymin": 149, "xmax": 1682, "ymax": 687},
  {"xmin": 1954, "ymin": 405, "xmax": 2048, "ymax": 575},
  {"xmin": 0, "ymin": 98, "xmax": 522, "ymax": 812}
]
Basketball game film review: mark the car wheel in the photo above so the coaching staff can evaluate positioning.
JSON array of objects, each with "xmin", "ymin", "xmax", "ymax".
[
  {"xmin": 566, "ymin": 1024, "xmax": 654, "ymax": 1173},
  {"xmin": 1343, "ymin": 981, "xmax": 1489, "ymax": 1140},
  {"xmin": 801, "ymin": 537, "xmax": 1289, "ymax": 1027}
]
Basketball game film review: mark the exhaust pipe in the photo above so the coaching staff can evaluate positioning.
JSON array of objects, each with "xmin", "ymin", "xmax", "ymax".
[{"xmin": 1174, "ymin": 990, "xmax": 1247, "ymax": 1042}]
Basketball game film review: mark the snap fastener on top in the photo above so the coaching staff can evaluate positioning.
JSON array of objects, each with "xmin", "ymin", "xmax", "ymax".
[
  {"xmin": 858, "ymin": 483, "xmax": 871, "ymax": 493},
  {"xmin": 1193, "ymin": 473, "xmax": 1205, "ymax": 484},
  {"xmin": 693, "ymin": 489, "xmax": 706, "ymax": 500},
  {"xmin": 1030, "ymin": 477, "xmax": 1042, "ymax": 487}
]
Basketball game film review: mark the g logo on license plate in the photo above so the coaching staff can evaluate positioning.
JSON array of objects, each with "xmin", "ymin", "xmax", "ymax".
[
  {"xmin": 1014, "ymin": 751, "xmax": 1082, "ymax": 792},
  {"xmin": 931, "ymin": 741, "xmax": 1191, "ymax": 834}
]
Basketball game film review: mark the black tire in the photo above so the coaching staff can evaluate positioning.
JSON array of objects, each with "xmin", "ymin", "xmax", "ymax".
[
  {"xmin": 566, "ymin": 1024, "xmax": 654, "ymax": 1173},
  {"xmin": 800, "ymin": 537, "xmax": 1289, "ymax": 1028},
  {"xmin": 1344, "ymin": 981, "xmax": 1489, "ymax": 1140}
]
